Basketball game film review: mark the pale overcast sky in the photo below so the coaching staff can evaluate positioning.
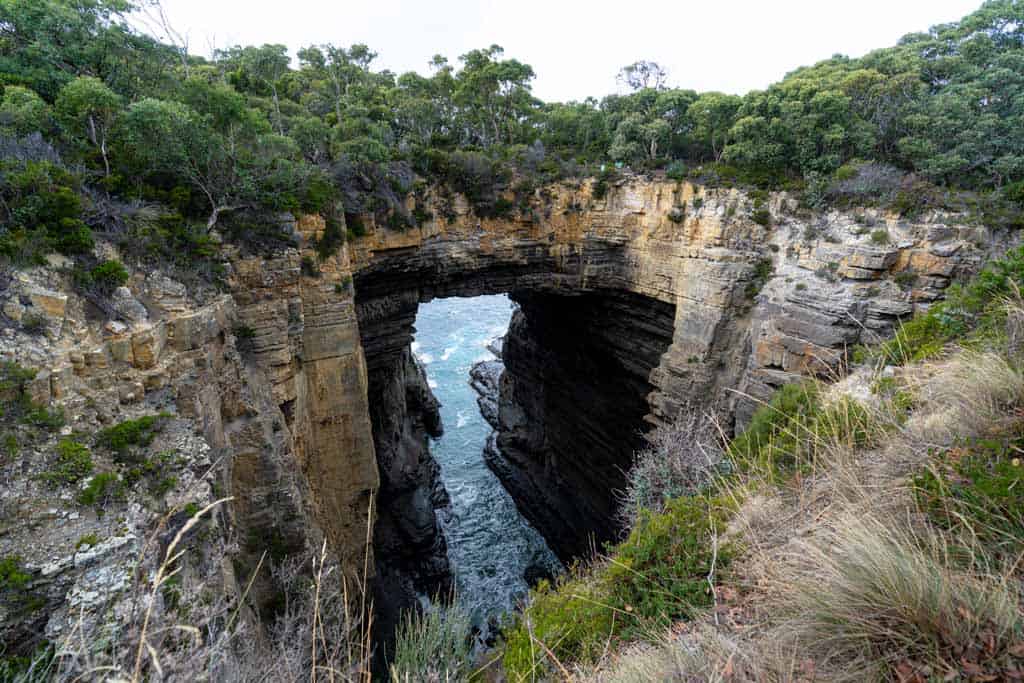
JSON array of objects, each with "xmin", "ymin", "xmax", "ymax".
[{"xmin": 145, "ymin": 0, "xmax": 983, "ymax": 102}]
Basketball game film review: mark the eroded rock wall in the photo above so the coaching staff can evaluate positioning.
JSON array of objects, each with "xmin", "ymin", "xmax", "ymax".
[
  {"xmin": 349, "ymin": 175, "xmax": 1002, "ymax": 559},
  {"xmin": 489, "ymin": 290, "xmax": 676, "ymax": 561},
  {"xmin": 0, "ymin": 214, "xmax": 379, "ymax": 657}
]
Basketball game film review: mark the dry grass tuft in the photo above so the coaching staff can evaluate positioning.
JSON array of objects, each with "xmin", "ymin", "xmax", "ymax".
[
  {"xmin": 904, "ymin": 351, "xmax": 1024, "ymax": 447},
  {"xmin": 773, "ymin": 509, "xmax": 1023, "ymax": 681}
]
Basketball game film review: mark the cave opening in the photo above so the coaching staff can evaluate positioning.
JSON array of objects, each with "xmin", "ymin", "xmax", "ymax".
[{"xmin": 354, "ymin": 279, "xmax": 677, "ymax": 646}]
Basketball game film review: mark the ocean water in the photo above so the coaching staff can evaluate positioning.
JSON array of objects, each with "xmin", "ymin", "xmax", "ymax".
[{"xmin": 412, "ymin": 294, "xmax": 562, "ymax": 628}]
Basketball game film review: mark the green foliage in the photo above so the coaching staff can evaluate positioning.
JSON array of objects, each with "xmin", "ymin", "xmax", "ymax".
[
  {"xmin": 876, "ymin": 306, "xmax": 957, "ymax": 364},
  {"xmin": 74, "ymin": 259, "xmax": 129, "ymax": 295},
  {"xmin": 750, "ymin": 207, "xmax": 772, "ymax": 227},
  {"xmin": 663, "ymin": 159, "xmax": 688, "ymax": 180},
  {"xmin": 728, "ymin": 382, "xmax": 821, "ymax": 477},
  {"xmin": 745, "ymin": 258, "xmax": 773, "ymax": 299},
  {"xmin": 502, "ymin": 494, "xmax": 735, "ymax": 679},
  {"xmin": 300, "ymin": 255, "xmax": 320, "ymax": 278},
  {"xmin": 0, "ymin": 160, "xmax": 93, "ymax": 258},
  {"xmin": 0, "ymin": 361, "xmax": 64, "ymax": 443},
  {"xmin": 345, "ymin": 213, "xmax": 367, "ymax": 239},
  {"xmin": 869, "ymin": 247, "xmax": 1024, "ymax": 366},
  {"xmin": 0, "ymin": 642, "xmax": 55, "ymax": 683},
  {"xmin": 390, "ymin": 601, "xmax": 474, "ymax": 681},
  {"xmin": 315, "ymin": 215, "xmax": 345, "ymax": 260},
  {"xmin": 728, "ymin": 381, "xmax": 879, "ymax": 483},
  {"xmin": 915, "ymin": 437, "xmax": 1024, "ymax": 562},
  {"xmin": 591, "ymin": 167, "xmax": 617, "ymax": 200},
  {"xmin": 0, "ymin": 86, "xmax": 51, "ymax": 137},
  {"xmin": 0, "ymin": 556, "xmax": 31, "ymax": 592},
  {"xmin": 95, "ymin": 413, "xmax": 168, "ymax": 458},
  {"xmin": 3, "ymin": 433, "xmax": 19, "ymax": 460},
  {"xmin": 869, "ymin": 229, "xmax": 890, "ymax": 245},
  {"xmin": 77, "ymin": 471, "xmax": 121, "ymax": 507},
  {"xmin": 75, "ymin": 533, "xmax": 99, "ymax": 550},
  {"xmin": 38, "ymin": 438, "xmax": 93, "ymax": 486}
]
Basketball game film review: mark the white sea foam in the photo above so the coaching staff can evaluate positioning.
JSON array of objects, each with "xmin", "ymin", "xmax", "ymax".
[{"xmin": 441, "ymin": 345, "xmax": 458, "ymax": 361}]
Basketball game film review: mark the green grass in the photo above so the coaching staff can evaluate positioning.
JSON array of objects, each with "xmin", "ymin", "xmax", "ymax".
[
  {"xmin": 501, "ymin": 494, "xmax": 735, "ymax": 680},
  {"xmin": 914, "ymin": 436, "xmax": 1024, "ymax": 562},
  {"xmin": 727, "ymin": 383, "xmax": 878, "ymax": 482}
]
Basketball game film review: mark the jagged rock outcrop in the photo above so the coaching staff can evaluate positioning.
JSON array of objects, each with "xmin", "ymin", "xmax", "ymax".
[
  {"xmin": 369, "ymin": 346, "xmax": 451, "ymax": 655},
  {"xmin": 0, "ymin": 214, "xmax": 378, "ymax": 656},
  {"xmin": 469, "ymin": 359, "xmax": 503, "ymax": 428}
]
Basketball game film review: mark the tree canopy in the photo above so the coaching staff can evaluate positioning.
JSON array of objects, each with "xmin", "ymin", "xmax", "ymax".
[{"xmin": 1, "ymin": 0, "xmax": 1023, "ymax": 266}]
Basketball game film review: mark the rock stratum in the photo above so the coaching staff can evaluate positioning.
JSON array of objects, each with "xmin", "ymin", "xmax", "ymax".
[{"xmin": 0, "ymin": 174, "xmax": 999, "ymax": 659}]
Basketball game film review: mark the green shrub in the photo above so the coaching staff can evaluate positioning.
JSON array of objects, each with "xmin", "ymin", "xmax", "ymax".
[
  {"xmin": 77, "ymin": 471, "xmax": 121, "ymax": 507},
  {"xmin": 20, "ymin": 312, "xmax": 47, "ymax": 335},
  {"xmin": 3, "ymin": 433, "xmax": 18, "ymax": 459},
  {"xmin": 691, "ymin": 196, "xmax": 704, "ymax": 210},
  {"xmin": 300, "ymin": 255, "xmax": 320, "ymax": 278},
  {"xmin": 88, "ymin": 260, "xmax": 129, "ymax": 294},
  {"xmin": 666, "ymin": 160, "xmax": 688, "ymax": 182},
  {"xmin": 894, "ymin": 271, "xmax": 918, "ymax": 288},
  {"xmin": 345, "ymin": 212, "xmax": 366, "ymax": 239},
  {"xmin": 869, "ymin": 229, "xmax": 890, "ymax": 245},
  {"xmin": 745, "ymin": 258, "xmax": 773, "ymax": 299},
  {"xmin": 592, "ymin": 168, "xmax": 617, "ymax": 200},
  {"xmin": 95, "ymin": 414, "xmax": 168, "ymax": 459},
  {"xmin": 75, "ymin": 533, "xmax": 99, "ymax": 550},
  {"xmin": 750, "ymin": 207, "xmax": 772, "ymax": 227},
  {"xmin": 0, "ymin": 556, "xmax": 31, "ymax": 592},
  {"xmin": 728, "ymin": 382, "xmax": 821, "ymax": 478},
  {"xmin": 38, "ymin": 438, "xmax": 92, "ymax": 486},
  {"xmin": 315, "ymin": 214, "xmax": 345, "ymax": 260},
  {"xmin": 876, "ymin": 305, "xmax": 961, "ymax": 365},
  {"xmin": 21, "ymin": 403, "xmax": 64, "ymax": 431},
  {"xmin": 390, "ymin": 601, "xmax": 473, "ymax": 681},
  {"xmin": 915, "ymin": 437, "xmax": 1024, "ymax": 561},
  {"xmin": 502, "ymin": 494, "xmax": 735, "ymax": 679}
]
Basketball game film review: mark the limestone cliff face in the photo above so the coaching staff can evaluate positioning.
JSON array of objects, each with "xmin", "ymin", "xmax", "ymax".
[
  {"xmin": 227, "ymin": 215, "xmax": 378, "ymax": 591},
  {"xmin": 349, "ymin": 174, "xmax": 999, "ymax": 556},
  {"xmin": 0, "ymin": 172, "xmax": 1004, "ymax": 657},
  {"xmin": 0, "ymin": 214, "xmax": 378, "ymax": 653}
]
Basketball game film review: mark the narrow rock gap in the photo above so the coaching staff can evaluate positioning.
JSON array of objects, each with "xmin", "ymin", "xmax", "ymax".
[{"xmin": 355, "ymin": 277, "xmax": 678, "ymax": 650}]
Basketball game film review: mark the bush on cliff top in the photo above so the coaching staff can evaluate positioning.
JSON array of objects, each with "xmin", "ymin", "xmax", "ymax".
[{"xmin": 501, "ymin": 493, "xmax": 735, "ymax": 681}]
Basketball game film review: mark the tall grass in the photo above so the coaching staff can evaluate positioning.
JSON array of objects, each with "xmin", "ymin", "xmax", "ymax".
[
  {"xmin": 776, "ymin": 511, "xmax": 1023, "ymax": 681},
  {"xmin": 388, "ymin": 598, "xmax": 474, "ymax": 682}
]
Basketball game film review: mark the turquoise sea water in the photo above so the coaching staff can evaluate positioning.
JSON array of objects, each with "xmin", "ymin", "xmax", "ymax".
[{"xmin": 412, "ymin": 294, "xmax": 561, "ymax": 628}]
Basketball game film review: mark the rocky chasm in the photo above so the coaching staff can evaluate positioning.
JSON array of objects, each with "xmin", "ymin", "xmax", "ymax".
[{"xmin": 0, "ymin": 175, "xmax": 995, "ymax": 655}]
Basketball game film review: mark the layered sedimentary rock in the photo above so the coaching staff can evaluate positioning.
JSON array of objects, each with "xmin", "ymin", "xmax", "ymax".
[
  {"xmin": 0, "ymin": 172, "xmax": 1004, "ymax": 658},
  {"xmin": 0, "ymin": 215, "xmax": 378, "ymax": 652},
  {"xmin": 349, "ymin": 176, "xmax": 999, "ymax": 558},
  {"xmin": 490, "ymin": 290, "xmax": 676, "ymax": 560},
  {"xmin": 369, "ymin": 346, "xmax": 451, "ymax": 652}
]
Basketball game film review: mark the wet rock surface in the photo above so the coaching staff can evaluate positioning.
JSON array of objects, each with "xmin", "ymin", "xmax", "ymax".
[{"xmin": 469, "ymin": 359, "xmax": 503, "ymax": 429}]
